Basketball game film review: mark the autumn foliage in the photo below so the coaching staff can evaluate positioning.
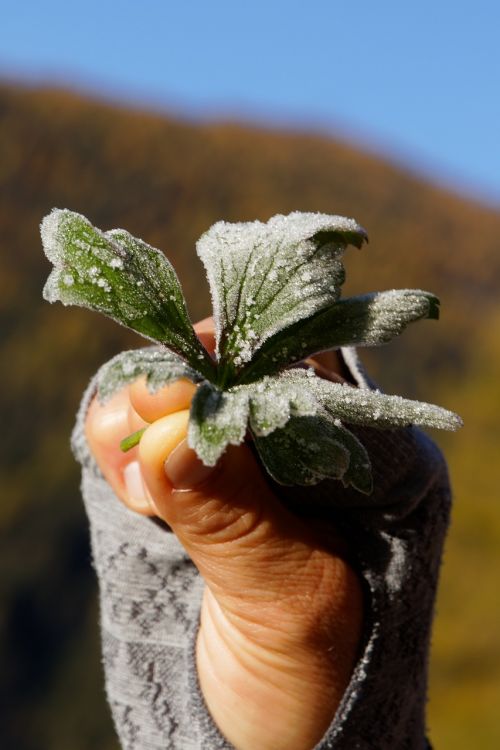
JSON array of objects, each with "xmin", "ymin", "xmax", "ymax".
[{"xmin": 0, "ymin": 82, "xmax": 499, "ymax": 749}]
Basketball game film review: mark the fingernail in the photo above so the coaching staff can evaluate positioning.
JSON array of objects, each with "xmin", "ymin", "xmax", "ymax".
[
  {"xmin": 164, "ymin": 439, "xmax": 216, "ymax": 490},
  {"xmin": 124, "ymin": 461, "xmax": 150, "ymax": 505}
]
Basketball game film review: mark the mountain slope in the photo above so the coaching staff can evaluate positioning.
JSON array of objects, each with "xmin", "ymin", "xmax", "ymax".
[{"xmin": 0, "ymin": 82, "xmax": 498, "ymax": 750}]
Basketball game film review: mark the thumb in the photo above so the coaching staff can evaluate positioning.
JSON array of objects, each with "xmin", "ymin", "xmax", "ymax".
[{"xmin": 138, "ymin": 412, "xmax": 337, "ymax": 618}]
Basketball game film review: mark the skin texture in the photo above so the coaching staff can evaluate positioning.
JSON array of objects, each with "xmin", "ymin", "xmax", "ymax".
[{"xmin": 85, "ymin": 318, "xmax": 364, "ymax": 750}]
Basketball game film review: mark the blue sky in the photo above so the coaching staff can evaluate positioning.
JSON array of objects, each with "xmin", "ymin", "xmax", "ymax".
[{"xmin": 1, "ymin": 0, "xmax": 499, "ymax": 204}]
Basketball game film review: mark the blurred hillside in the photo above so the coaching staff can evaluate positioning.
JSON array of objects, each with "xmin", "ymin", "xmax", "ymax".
[{"xmin": 0, "ymin": 82, "xmax": 499, "ymax": 749}]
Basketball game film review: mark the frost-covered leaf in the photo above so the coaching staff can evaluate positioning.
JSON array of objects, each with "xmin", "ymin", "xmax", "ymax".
[
  {"xmin": 254, "ymin": 416, "xmax": 349, "ymax": 486},
  {"xmin": 41, "ymin": 207, "xmax": 462, "ymax": 495},
  {"xmin": 41, "ymin": 209, "xmax": 215, "ymax": 379},
  {"xmin": 97, "ymin": 347, "xmax": 203, "ymax": 403},
  {"xmin": 238, "ymin": 290, "xmax": 440, "ymax": 382},
  {"xmin": 245, "ymin": 372, "xmax": 319, "ymax": 436},
  {"xmin": 330, "ymin": 422, "xmax": 373, "ymax": 494},
  {"xmin": 184, "ymin": 369, "xmax": 376, "ymax": 489},
  {"xmin": 188, "ymin": 383, "xmax": 250, "ymax": 466},
  {"xmin": 187, "ymin": 372, "xmax": 319, "ymax": 465},
  {"xmin": 254, "ymin": 414, "xmax": 372, "ymax": 491},
  {"xmin": 187, "ymin": 365, "xmax": 460, "ymax": 473},
  {"xmin": 305, "ymin": 374, "xmax": 463, "ymax": 431},
  {"xmin": 197, "ymin": 211, "xmax": 367, "ymax": 378}
]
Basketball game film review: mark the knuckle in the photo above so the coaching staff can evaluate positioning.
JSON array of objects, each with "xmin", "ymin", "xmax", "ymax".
[{"xmin": 130, "ymin": 378, "xmax": 196, "ymax": 422}]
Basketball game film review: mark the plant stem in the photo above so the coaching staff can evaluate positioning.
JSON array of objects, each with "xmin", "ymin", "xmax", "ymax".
[{"xmin": 120, "ymin": 428, "xmax": 147, "ymax": 452}]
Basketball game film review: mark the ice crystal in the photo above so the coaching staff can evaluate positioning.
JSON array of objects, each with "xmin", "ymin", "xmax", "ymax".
[{"xmin": 41, "ymin": 208, "xmax": 462, "ymax": 493}]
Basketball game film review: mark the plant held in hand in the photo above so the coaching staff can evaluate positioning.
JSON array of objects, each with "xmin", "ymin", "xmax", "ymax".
[{"xmin": 41, "ymin": 209, "xmax": 462, "ymax": 493}]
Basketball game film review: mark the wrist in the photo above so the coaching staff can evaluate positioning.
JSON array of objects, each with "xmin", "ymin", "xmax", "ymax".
[{"xmin": 197, "ymin": 569, "xmax": 363, "ymax": 750}]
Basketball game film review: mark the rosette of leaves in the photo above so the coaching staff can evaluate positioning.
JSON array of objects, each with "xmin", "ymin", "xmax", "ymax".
[{"xmin": 41, "ymin": 209, "xmax": 462, "ymax": 494}]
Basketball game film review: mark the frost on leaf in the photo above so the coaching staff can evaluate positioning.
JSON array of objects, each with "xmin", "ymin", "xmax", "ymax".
[
  {"xmin": 254, "ymin": 414, "xmax": 372, "ymax": 492},
  {"xmin": 244, "ymin": 372, "xmax": 318, "ymax": 436},
  {"xmin": 187, "ymin": 372, "xmax": 322, "ymax": 466},
  {"xmin": 248, "ymin": 367, "xmax": 460, "ymax": 487},
  {"xmin": 239, "ymin": 290, "xmax": 440, "ymax": 382},
  {"xmin": 41, "ymin": 209, "xmax": 214, "ymax": 378},
  {"xmin": 306, "ymin": 375, "xmax": 463, "ymax": 432},
  {"xmin": 41, "ymin": 207, "xmax": 463, "ymax": 495},
  {"xmin": 196, "ymin": 212, "xmax": 367, "ymax": 374},
  {"xmin": 188, "ymin": 383, "xmax": 250, "ymax": 466},
  {"xmin": 97, "ymin": 347, "xmax": 203, "ymax": 403}
]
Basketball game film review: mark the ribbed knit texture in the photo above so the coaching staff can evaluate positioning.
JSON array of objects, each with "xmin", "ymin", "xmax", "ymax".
[{"xmin": 73, "ymin": 349, "xmax": 450, "ymax": 749}]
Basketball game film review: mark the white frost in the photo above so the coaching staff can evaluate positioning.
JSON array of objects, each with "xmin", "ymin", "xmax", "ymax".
[{"xmin": 196, "ymin": 211, "xmax": 367, "ymax": 365}]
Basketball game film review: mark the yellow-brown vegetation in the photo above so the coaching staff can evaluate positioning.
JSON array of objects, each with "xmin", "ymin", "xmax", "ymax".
[{"xmin": 0, "ymin": 81, "xmax": 498, "ymax": 749}]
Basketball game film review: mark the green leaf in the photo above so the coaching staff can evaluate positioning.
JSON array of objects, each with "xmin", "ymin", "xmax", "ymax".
[
  {"xmin": 187, "ymin": 372, "xmax": 320, "ymax": 466},
  {"xmin": 196, "ymin": 212, "xmax": 367, "ymax": 381},
  {"xmin": 329, "ymin": 422, "xmax": 373, "ymax": 494},
  {"xmin": 305, "ymin": 373, "xmax": 463, "ymax": 432},
  {"xmin": 188, "ymin": 383, "xmax": 250, "ymax": 466},
  {"xmin": 186, "ymin": 366, "xmax": 461, "ymax": 472},
  {"xmin": 238, "ymin": 290, "xmax": 440, "ymax": 382},
  {"xmin": 253, "ymin": 414, "xmax": 371, "ymax": 488},
  {"xmin": 245, "ymin": 372, "xmax": 319, "ymax": 436},
  {"xmin": 96, "ymin": 347, "xmax": 203, "ymax": 403},
  {"xmin": 41, "ymin": 209, "xmax": 215, "ymax": 379},
  {"xmin": 184, "ymin": 369, "xmax": 376, "ymax": 490}
]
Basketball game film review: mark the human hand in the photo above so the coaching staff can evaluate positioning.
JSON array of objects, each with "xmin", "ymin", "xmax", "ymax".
[{"xmin": 85, "ymin": 318, "xmax": 364, "ymax": 750}]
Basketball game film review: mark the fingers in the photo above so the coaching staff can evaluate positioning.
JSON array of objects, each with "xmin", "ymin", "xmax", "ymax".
[
  {"xmin": 84, "ymin": 377, "xmax": 328, "ymax": 618},
  {"xmin": 85, "ymin": 313, "xmax": 350, "ymax": 603},
  {"xmin": 84, "ymin": 337, "xmax": 363, "ymax": 669},
  {"xmin": 125, "ymin": 314, "xmax": 215, "ymax": 423},
  {"xmin": 137, "ymin": 410, "xmax": 191, "ymax": 515},
  {"xmin": 87, "ymin": 373, "xmax": 204, "ymax": 511},
  {"xmin": 194, "ymin": 316, "xmax": 216, "ymax": 357},
  {"xmin": 137, "ymin": 411, "xmax": 281, "ymax": 555},
  {"xmin": 304, "ymin": 350, "xmax": 346, "ymax": 384},
  {"xmin": 85, "ymin": 316, "xmax": 216, "ymax": 515},
  {"xmin": 138, "ymin": 425, "xmax": 343, "ymax": 628},
  {"xmin": 129, "ymin": 377, "xmax": 196, "ymax": 423},
  {"xmin": 85, "ymin": 379, "xmax": 316, "ymax": 621},
  {"xmin": 148, "ymin": 435, "xmax": 280, "ymax": 552},
  {"xmin": 84, "ymin": 322, "xmax": 364, "ymax": 729},
  {"xmin": 85, "ymin": 388, "xmax": 149, "ymax": 511}
]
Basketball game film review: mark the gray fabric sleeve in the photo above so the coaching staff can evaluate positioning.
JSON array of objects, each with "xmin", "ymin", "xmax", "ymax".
[{"xmin": 72, "ymin": 349, "xmax": 451, "ymax": 750}]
